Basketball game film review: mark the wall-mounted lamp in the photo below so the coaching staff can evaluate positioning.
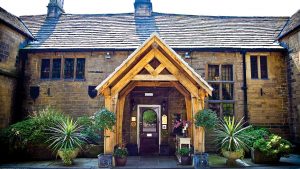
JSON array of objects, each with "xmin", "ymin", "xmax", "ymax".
[
  {"xmin": 105, "ymin": 52, "xmax": 111, "ymax": 59},
  {"xmin": 184, "ymin": 52, "xmax": 191, "ymax": 59},
  {"xmin": 88, "ymin": 86, "xmax": 97, "ymax": 98}
]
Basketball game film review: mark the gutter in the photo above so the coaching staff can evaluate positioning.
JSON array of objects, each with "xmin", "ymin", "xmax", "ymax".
[{"xmin": 241, "ymin": 50, "xmax": 249, "ymax": 124}]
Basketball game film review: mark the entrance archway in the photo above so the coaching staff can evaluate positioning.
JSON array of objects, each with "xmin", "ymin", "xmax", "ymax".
[{"xmin": 96, "ymin": 33, "xmax": 213, "ymax": 154}]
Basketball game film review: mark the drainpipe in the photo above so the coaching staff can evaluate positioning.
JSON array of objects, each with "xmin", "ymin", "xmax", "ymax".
[{"xmin": 241, "ymin": 50, "xmax": 249, "ymax": 125}]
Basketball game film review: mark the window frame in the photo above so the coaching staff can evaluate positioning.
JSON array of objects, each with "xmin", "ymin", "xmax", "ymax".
[
  {"xmin": 206, "ymin": 64, "xmax": 235, "ymax": 117},
  {"xmin": 40, "ymin": 57, "xmax": 85, "ymax": 81},
  {"xmin": 40, "ymin": 59, "xmax": 51, "ymax": 79},
  {"xmin": 250, "ymin": 55, "xmax": 269, "ymax": 80}
]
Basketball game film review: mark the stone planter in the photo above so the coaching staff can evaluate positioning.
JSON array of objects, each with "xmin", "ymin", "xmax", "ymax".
[
  {"xmin": 98, "ymin": 154, "xmax": 112, "ymax": 168},
  {"xmin": 193, "ymin": 153, "xmax": 209, "ymax": 169},
  {"xmin": 115, "ymin": 157, "xmax": 127, "ymax": 166},
  {"xmin": 222, "ymin": 149, "xmax": 244, "ymax": 166},
  {"xmin": 27, "ymin": 144, "xmax": 55, "ymax": 160},
  {"xmin": 251, "ymin": 148, "xmax": 280, "ymax": 164},
  {"xmin": 57, "ymin": 148, "xmax": 79, "ymax": 165}
]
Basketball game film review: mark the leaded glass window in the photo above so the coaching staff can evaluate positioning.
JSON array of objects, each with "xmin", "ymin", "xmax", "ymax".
[
  {"xmin": 76, "ymin": 58, "xmax": 85, "ymax": 79},
  {"xmin": 41, "ymin": 59, "xmax": 50, "ymax": 79},
  {"xmin": 64, "ymin": 58, "xmax": 74, "ymax": 79},
  {"xmin": 52, "ymin": 59, "xmax": 61, "ymax": 79},
  {"xmin": 207, "ymin": 64, "xmax": 234, "ymax": 117}
]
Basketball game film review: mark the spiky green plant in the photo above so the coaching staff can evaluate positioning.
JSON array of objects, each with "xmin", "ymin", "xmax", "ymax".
[
  {"xmin": 46, "ymin": 118, "xmax": 87, "ymax": 152},
  {"xmin": 215, "ymin": 116, "xmax": 252, "ymax": 152}
]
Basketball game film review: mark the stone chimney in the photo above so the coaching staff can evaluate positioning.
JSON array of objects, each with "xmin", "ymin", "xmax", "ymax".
[
  {"xmin": 47, "ymin": 0, "xmax": 64, "ymax": 18},
  {"xmin": 134, "ymin": 0, "xmax": 152, "ymax": 17}
]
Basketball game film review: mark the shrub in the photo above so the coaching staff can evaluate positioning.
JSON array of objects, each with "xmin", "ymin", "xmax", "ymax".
[
  {"xmin": 194, "ymin": 109, "xmax": 218, "ymax": 130},
  {"xmin": 178, "ymin": 147, "xmax": 190, "ymax": 156},
  {"xmin": 77, "ymin": 116, "xmax": 102, "ymax": 144},
  {"xmin": 0, "ymin": 118, "xmax": 37, "ymax": 150},
  {"xmin": 94, "ymin": 108, "xmax": 116, "ymax": 131},
  {"xmin": 241, "ymin": 126, "xmax": 270, "ymax": 147},
  {"xmin": 253, "ymin": 134, "xmax": 292, "ymax": 157}
]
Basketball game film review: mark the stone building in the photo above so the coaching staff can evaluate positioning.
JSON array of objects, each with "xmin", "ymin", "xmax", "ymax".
[
  {"xmin": 278, "ymin": 10, "xmax": 300, "ymax": 147},
  {"xmin": 0, "ymin": 0, "xmax": 299, "ymax": 153},
  {"xmin": 0, "ymin": 7, "xmax": 33, "ymax": 128}
]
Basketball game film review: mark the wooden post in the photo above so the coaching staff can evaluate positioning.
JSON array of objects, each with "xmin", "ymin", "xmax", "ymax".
[
  {"xmin": 192, "ymin": 95, "xmax": 205, "ymax": 153},
  {"xmin": 116, "ymin": 95, "xmax": 126, "ymax": 145},
  {"xmin": 104, "ymin": 89, "xmax": 117, "ymax": 154}
]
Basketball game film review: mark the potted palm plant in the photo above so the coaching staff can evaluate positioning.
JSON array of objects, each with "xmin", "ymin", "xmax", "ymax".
[
  {"xmin": 215, "ymin": 116, "xmax": 251, "ymax": 166},
  {"xmin": 46, "ymin": 118, "xmax": 87, "ymax": 165},
  {"xmin": 113, "ymin": 145, "xmax": 128, "ymax": 166},
  {"xmin": 178, "ymin": 147, "xmax": 191, "ymax": 165}
]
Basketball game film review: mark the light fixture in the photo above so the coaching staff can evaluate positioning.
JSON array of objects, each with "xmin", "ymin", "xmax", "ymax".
[
  {"xmin": 184, "ymin": 52, "xmax": 191, "ymax": 59},
  {"xmin": 105, "ymin": 52, "xmax": 111, "ymax": 59}
]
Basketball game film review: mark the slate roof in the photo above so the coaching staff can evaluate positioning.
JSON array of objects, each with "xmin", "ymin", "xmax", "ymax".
[
  {"xmin": 20, "ymin": 13, "xmax": 289, "ymax": 50},
  {"xmin": 0, "ymin": 7, "xmax": 34, "ymax": 39},
  {"xmin": 278, "ymin": 10, "xmax": 300, "ymax": 39}
]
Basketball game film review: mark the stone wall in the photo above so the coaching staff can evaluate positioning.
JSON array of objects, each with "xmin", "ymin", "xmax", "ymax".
[
  {"xmin": 0, "ymin": 24, "xmax": 26, "ymax": 128},
  {"xmin": 24, "ymin": 50, "xmax": 289, "ymax": 149},
  {"xmin": 246, "ymin": 52, "xmax": 289, "ymax": 137},
  {"xmin": 281, "ymin": 29, "xmax": 300, "ymax": 143}
]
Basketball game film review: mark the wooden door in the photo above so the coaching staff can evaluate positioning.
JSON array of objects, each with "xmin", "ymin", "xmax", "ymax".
[{"xmin": 138, "ymin": 105, "xmax": 160, "ymax": 155}]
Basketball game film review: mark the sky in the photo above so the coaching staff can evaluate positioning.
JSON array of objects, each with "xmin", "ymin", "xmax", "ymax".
[{"xmin": 0, "ymin": 0, "xmax": 299, "ymax": 17}]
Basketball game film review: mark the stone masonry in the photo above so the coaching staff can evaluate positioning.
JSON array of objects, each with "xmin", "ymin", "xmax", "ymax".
[
  {"xmin": 24, "ymin": 50, "xmax": 289, "ymax": 151},
  {"xmin": 281, "ymin": 29, "xmax": 300, "ymax": 143},
  {"xmin": 0, "ymin": 23, "xmax": 27, "ymax": 128}
]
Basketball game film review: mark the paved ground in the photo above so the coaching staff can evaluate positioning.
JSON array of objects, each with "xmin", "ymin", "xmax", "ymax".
[{"xmin": 0, "ymin": 154, "xmax": 299, "ymax": 169}]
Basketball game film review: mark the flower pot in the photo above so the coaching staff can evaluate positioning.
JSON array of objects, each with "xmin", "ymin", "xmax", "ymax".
[
  {"xmin": 222, "ymin": 149, "xmax": 244, "ymax": 166},
  {"xmin": 57, "ymin": 149, "xmax": 79, "ymax": 165},
  {"xmin": 181, "ymin": 156, "xmax": 191, "ymax": 165},
  {"xmin": 115, "ymin": 157, "xmax": 127, "ymax": 166},
  {"xmin": 251, "ymin": 148, "xmax": 280, "ymax": 164}
]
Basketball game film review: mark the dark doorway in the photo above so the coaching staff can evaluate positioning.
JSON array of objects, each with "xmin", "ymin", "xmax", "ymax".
[{"xmin": 138, "ymin": 105, "xmax": 160, "ymax": 155}]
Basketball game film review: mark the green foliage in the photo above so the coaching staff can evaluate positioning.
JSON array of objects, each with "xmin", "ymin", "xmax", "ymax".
[
  {"xmin": 215, "ymin": 116, "xmax": 252, "ymax": 152},
  {"xmin": 113, "ymin": 146, "xmax": 128, "ymax": 158},
  {"xmin": 241, "ymin": 126, "xmax": 270, "ymax": 147},
  {"xmin": 46, "ymin": 118, "xmax": 87, "ymax": 152},
  {"xmin": 77, "ymin": 116, "xmax": 102, "ymax": 144},
  {"xmin": 94, "ymin": 108, "xmax": 116, "ymax": 131},
  {"xmin": 195, "ymin": 109, "xmax": 218, "ymax": 130},
  {"xmin": 0, "ymin": 107, "xmax": 66, "ymax": 150},
  {"xmin": 178, "ymin": 147, "xmax": 190, "ymax": 156},
  {"xmin": 253, "ymin": 134, "xmax": 292, "ymax": 157},
  {"xmin": 0, "ymin": 118, "xmax": 37, "ymax": 150},
  {"xmin": 143, "ymin": 110, "xmax": 157, "ymax": 123}
]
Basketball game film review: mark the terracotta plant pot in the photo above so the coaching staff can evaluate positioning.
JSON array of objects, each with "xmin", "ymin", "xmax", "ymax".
[
  {"xmin": 222, "ymin": 149, "xmax": 244, "ymax": 166},
  {"xmin": 115, "ymin": 157, "xmax": 127, "ymax": 166},
  {"xmin": 181, "ymin": 156, "xmax": 191, "ymax": 165},
  {"xmin": 251, "ymin": 148, "xmax": 280, "ymax": 164}
]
